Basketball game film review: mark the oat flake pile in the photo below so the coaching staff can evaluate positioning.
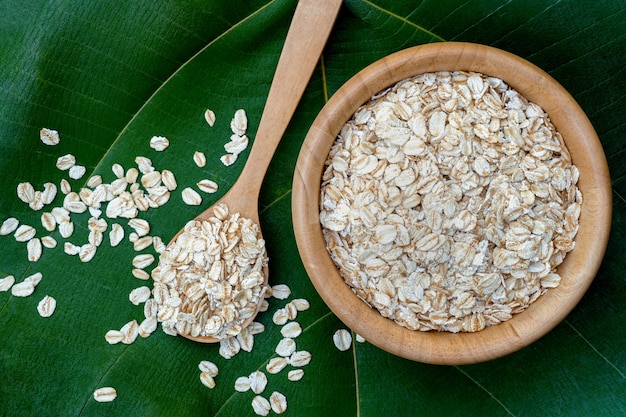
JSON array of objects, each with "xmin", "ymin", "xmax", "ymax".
[{"xmin": 320, "ymin": 71, "xmax": 582, "ymax": 333}]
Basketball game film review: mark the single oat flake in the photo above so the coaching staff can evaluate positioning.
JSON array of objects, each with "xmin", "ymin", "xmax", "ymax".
[
  {"xmin": 93, "ymin": 387, "xmax": 117, "ymax": 403},
  {"xmin": 149, "ymin": 136, "xmax": 170, "ymax": 151},
  {"xmin": 204, "ymin": 109, "xmax": 216, "ymax": 127},
  {"xmin": 269, "ymin": 391, "xmax": 288, "ymax": 414},
  {"xmin": 37, "ymin": 295, "xmax": 57, "ymax": 317},
  {"xmin": 40, "ymin": 128, "xmax": 60, "ymax": 146},
  {"xmin": 333, "ymin": 329, "xmax": 352, "ymax": 352}
]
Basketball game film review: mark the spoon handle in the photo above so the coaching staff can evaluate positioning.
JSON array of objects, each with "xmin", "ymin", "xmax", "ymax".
[{"xmin": 237, "ymin": 0, "xmax": 343, "ymax": 195}]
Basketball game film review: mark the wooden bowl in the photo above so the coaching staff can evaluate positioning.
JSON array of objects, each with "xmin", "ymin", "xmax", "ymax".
[{"xmin": 292, "ymin": 42, "xmax": 612, "ymax": 365}]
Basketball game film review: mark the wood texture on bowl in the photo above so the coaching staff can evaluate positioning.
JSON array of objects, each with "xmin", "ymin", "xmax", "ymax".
[{"xmin": 292, "ymin": 42, "xmax": 612, "ymax": 365}]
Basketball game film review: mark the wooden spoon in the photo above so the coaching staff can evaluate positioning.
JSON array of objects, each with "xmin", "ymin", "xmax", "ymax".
[{"xmin": 171, "ymin": 0, "xmax": 343, "ymax": 343}]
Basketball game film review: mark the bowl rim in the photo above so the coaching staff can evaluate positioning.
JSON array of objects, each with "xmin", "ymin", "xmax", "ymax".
[{"xmin": 292, "ymin": 41, "xmax": 612, "ymax": 365}]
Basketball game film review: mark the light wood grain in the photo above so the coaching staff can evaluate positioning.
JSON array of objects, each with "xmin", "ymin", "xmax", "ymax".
[
  {"xmin": 292, "ymin": 42, "xmax": 612, "ymax": 364},
  {"xmin": 178, "ymin": 0, "xmax": 343, "ymax": 343}
]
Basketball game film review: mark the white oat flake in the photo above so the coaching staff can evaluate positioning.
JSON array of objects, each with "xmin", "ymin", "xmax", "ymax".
[
  {"xmin": 251, "ymin": 395, "xmax": 271, "ymax": 417},
  {"xmin": 69, "ymin": 165, "xmax": 86, "ymax": 180},
  {"xmin": 287, "ymin": 369, "xmax": 304, "ymax": 382},
  {"xmin": 0, "ymin": 275, "xmax": 15, "ymax": 292},
  {"xmin": 181, "ymin": 187, "xmax": 202, "ymax": 206},
  {"xmin": 40, "ymin": 128, "xmax": 60, "ymax": 146},
  {"xmin": 37, "ymin": 295, "xmax": 57, "ymax": 317},
  {"xmin": 27, "ymin": 238, "xmax": 43, "ymax": 262},
  {"xmin": 204, "ymin": 109, "xmax": 216, "ymax": 127},
  {"xmin": 193, "ymin": 151, "xmax": 206, "ymax": 168},
  {"xmin": 14, "ymin": 224, "xmax": 36, "ymax": 242},
  {"xmin": 17, "ymin": 182, "xmax": 35, "ymax": 204},
  {"xmin": 196, "ymin": 179, "xmax": 218, "ymax": 194},
  {"xmin": 11, "ymin": 280, "xmax": 35, "ymax": 297},
  {"xmin": 149, "ymin": 136, "xmax": 170, "ymax": 151},
  {"xmin": 269, "ymin": 391, "xmax": 288, "ymax": 414},
  {"xmin": 93, "ymin": 387, "xmax": 117, "ymax": 403},
  {"xmin": 333, "ymin": 329, "xmax": 352, "ymax": 352},
  {"xmin": 275, "ymin": 338, "xmax": 296, "ymax": 357},
  {"xmin": 0, "ymin": 217, "xmax": 19, "ymax": 235},
  {"xmin": 56, "ymin": 154, "xmax": 76, "ymax": 171}
]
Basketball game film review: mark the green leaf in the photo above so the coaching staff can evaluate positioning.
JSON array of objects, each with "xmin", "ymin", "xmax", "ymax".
[{"xmin": 1, "ymin": 0, "xmax": 624, "ymax": 416}]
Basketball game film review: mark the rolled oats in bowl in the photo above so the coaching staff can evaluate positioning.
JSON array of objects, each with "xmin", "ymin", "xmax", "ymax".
[{"xmin": 320, "ymin": 71, "xmax": 582, "ymax": 333}]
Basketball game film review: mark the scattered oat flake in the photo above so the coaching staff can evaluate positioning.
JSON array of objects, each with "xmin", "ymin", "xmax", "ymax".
[
  {"xmin": 266, "ymin": 357, "xmax": 288, "ymax": 374},
  {"xmin": 220, "ymin": 153, "xmax": 237, "ymax": 166},
  {"xmin": 41, "ymin": 236, "xmax": 57, "ymax": 249},
  {"xmin": 289, "ymin": 350, "xmax": 312, "ymax": 367},
  {"xmin": 272, "ymin": 308, "xmax": 289, "ymax": 326},
  {"xmin": 79, "ymin": 244, "xmax": 97, "ymax": 263},
  {"xmin": 161, "ymin": 169, "xmax": 177, "ymax": 191},
  {"xmin": 56, "ymin": 154, "xmax": 76, "ymax": 171},
  {"xmin": 109, "ymin": 224, "xmax": 124, "ymax": 247},
  {"xmin": 200, "ymin": 372, "xmax": 216, "ymax": 389},
  {"xmin": 287, "ymin": 369, "xmax": 304, "ymax": 382},
  {"xmin": 93, "ymin": 387, "xmax": 117, "ymax": 403},
  {"xmin": 60, "ymin": 179, "xmax": 72, "ymax": 195},
  {"xmin": 234, "ymin": 376, "xmax": 251, "ymax": 392},
  {"xmin": 37, "ymin": 295, "xmax": 56, "ymax": 317},
  {"xmin": 132, "ymin": 254, "xmax": 154, "ymax": 269},
  {"xmin": 275, "ymin": 338, "xmax": 296, "ymax": 357},
  {"xmin": 121, "ymin": 319, "xmax": 139, "ymax": 344},
  {"xmin": 181, "ymin": 187, "xmax": 202, "ymax": 206},
  {"xmin": 270, "ymin": 284, "xmax": 291, "ymax": 300},
  {"xmin": 14, "ymin": 224, "xmax": 36, "ymax": 242},
  {"xmin": 0, "ymin": 217, "xmax": 19, "ymax": 235},
  {"xmin": 11, "ymin": 281, "xmax": 35, "ymax": 297},
  {"xmin": 138, "ymin": 317, "xmax": 157, "ymax": 338},
  {"xmin": 249, "ymin": 370, "xmax": 268, "ymax": 395},
  {"xmin": 0, "ymin": 275, "xmax": 15, "ymax": 292},
  {"xmin": 69, "ymin": 165, "xmax": 86, "ymax": 180},
  {"xmin": 225, "ymin": 134, "xmax": 249, "ymax": 155},
  {"xmin": 41, "ymin": 212, "xmax": 56, "ymax": 232},
  {"xmin": 27, "ymin": 238, "xmax": 42, "ymax": 262},
  {"xmin": 105, "ymin": 329, "xmax": 124, "ymax": 344},
  {"xmin": 270, "ymin": 391, "xmax": 287, "ymax": 414},
  {"xmin": 129, "ymin": 218, "xmax": 150, "ymax": 237},
  {"xmin": 281, "ymin": 322, "xmax": 302, "ymax": 338},
  {"xmin": 133, "ymin": 236, "xmax": 153, "ymax": 252},
  {"xmin": 112, "ymin": 163, "xmax": 125, "ymax": 179},
  {"xmin": 333, "ymin": 329, "xmax": 352, "ymax": 351},
  {"xmin": 355, "ymin": 333, "xmax": 366, "ymax": 343},
  {"xmin": 230, "ymin": 109, "xmax": 248, "ymax": 136},
  {"xmin": 197, "ymin": 179, "xmax": 218, "ymax": 194},
  {"xmin": 150, "ymin": 136, "xmax": 170, "ymax": 151},
  {"xmin": 129, "ymin": 286, "xmax": 151, "ymax": 305},
  {"xmin": 291, "ymin": 298, "xmax": 310, "ymax": 311},
  {"xmin": 17, "ymin": 182, "xmax": 35, "ymax": 204},
  {"xmin": 198, "ymin": 360, "xmax": 219, "ymax": 377},
  {"xmin": 51, "ymin": 207, "xmax": 70, "ymax": 224},
  {"xmin": 40, "ymin": 128, "xmax": 60, "ymax": 146},
  {"xmin": 204, "ymin": 109, "xmax": 216, "ymax": 127},
  {"xmin": 193, "ymin": 151, "xmax": 206, "ymax": 168},
  {"xmin": 218, "ymin": 337, "xmax": 241, "ymax": 359},
  {"xmin": 251, "ymin": 395, "xmax": 271, "ymax": 417}
]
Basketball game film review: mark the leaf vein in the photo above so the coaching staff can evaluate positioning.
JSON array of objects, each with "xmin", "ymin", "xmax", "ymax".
[
  {"xmin": 454, "ymin": 366, "xmax": 517, "ymax": 416},
  {"xmin": 449, "ymin": 0, "xmax": 516, "ymax": 41},
  {"xmin": 76, "ymin": 343, "xmax": 133, "ymax": 416},
  {"xmin": 359, "ymin": 0, "xmax": 446, "ymax": 42},
  {"xmin": 565, "ymin": 320, "xmax": 626, "ymax": 379}
]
